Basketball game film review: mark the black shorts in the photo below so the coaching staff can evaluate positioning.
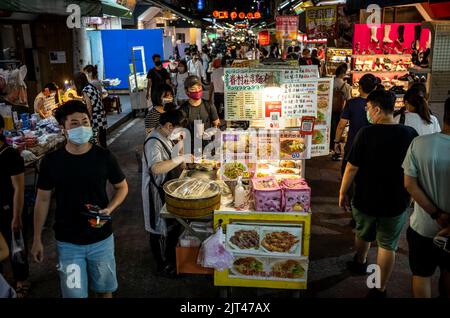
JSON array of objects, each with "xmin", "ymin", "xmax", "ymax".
[{"xmin": 406, "ymin": 227, "xmax": 450, "ymax": 277}]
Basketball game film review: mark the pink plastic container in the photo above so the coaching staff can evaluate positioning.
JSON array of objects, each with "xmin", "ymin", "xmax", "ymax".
[
  {"xmin": 280, "ymin": 178, "xmax": 311, "ymax": 213},
  {"xmin": 252, "ymin": 177, "xmax": 282, "ymax": 212}
]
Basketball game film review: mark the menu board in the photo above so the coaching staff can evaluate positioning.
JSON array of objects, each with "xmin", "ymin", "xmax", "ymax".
[
  {"xmin": 280, "ymin": 66, "xmax": 319, "ymax": 82},
  {"xmin": 311, "ymin": 78, "xmax": 333, "ymax": 157},
  {"xmin": 281, "ymin": 81, "xmax": 318, "ymax": 118},
  {"xmin": 224, "ymin": 67, "xmax": 319, "ymax": 121}
]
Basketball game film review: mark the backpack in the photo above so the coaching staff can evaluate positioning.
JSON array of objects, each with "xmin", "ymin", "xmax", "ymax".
[{"xmin": 332, "ymin": 83, "xmax": 347, "ymax": 113}]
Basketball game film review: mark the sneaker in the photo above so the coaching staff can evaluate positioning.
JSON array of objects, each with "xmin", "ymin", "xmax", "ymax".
[
  {"xmin": 346, "ymin": 254, "xmax": 368, "ymax": 275},
  {"xmin": 331, "ymin": 153, "xmax": 342, "ymax": 161},
  {"xmin": 366, "ymin": 288, "xmax": 387, "ymax": 298}
]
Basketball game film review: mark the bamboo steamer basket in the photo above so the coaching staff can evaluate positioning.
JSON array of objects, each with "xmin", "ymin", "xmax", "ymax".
[{"xmin": 164, "ymin": 178, "xmax": 221, "ymax": 217}]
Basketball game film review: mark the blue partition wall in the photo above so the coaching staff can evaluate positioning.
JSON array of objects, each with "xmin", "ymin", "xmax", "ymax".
[{"xmin": 100, "ymin": 29, "xmax": 164, "ymax": 89}]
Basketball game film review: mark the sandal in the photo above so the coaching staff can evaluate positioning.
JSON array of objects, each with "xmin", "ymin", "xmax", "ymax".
[{"xmin": 15, "ymin": 282, "xmax": 31, "ymax": 298}]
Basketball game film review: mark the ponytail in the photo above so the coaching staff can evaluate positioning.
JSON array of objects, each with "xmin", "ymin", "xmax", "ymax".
[{"xmin": 404, "ymin": 89, "xmax": 432, "ymax": 124}]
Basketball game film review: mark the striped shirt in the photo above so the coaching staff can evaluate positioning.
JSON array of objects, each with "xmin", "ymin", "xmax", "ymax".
[{"xmin": 145, "ymin": 107, "xmax": 162, "ymax": 130}]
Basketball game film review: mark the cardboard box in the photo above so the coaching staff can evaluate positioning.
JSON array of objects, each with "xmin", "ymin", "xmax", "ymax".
[{"xmin": 176, "ymin": 245, "xmax": 214, "ymax": 275}]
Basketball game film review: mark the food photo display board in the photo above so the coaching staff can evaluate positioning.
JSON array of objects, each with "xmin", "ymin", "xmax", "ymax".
[{"xmin": 214, "ymin": 211, "xmax": 311, "ymax": 289}]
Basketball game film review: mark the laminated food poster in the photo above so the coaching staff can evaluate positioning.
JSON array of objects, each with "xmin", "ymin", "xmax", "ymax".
[
  {"xmin": 279, "ymin": 131, "xmax": 311, "ymax": 160},
  {"xmin": 226, "ymin": 223, "xmax": 306, "ymax": 282},
  {"xmin": 311, "ymin": 78, "xmax": 333, "ymax": 157}
]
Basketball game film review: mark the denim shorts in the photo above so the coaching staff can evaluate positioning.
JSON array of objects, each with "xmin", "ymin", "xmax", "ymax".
[
  {"xmin": 352, "ymin": 207, "xmax": 408, "ymax": 251},
  {"xmin": 56, "ymin": 234, "xmax": 117, "ymax": 298}
]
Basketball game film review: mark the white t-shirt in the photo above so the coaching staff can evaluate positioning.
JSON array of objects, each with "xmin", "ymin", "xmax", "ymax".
[
  {"xmin": 395, "ymin": 112, "xmax": 441, "ymax": 136},
  {"xmin": 175, "ymin": 72, "xmax": 189, "ymax": 101},
  {"xmin": 187, "ymin": 60, "xmax": 205, "ymax": 79},
  {"xmin": 211, "ymin": 67, "xmax": 224, "ymax": 94}
]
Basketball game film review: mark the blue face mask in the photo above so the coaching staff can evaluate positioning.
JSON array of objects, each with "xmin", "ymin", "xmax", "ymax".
[
  {"xmin": 366, "ymin": 110, "xmax": 374, "ymax": 124},
  {"xmin": 67, "ymin": 126, "xmax": 93, "ymax": 145}
]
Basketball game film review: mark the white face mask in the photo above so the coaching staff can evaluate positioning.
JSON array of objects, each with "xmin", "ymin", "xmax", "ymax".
[
  {"xmin": 67, "ymin": 126, "xmax": 93, "ymax": 145},
  {"xmin": 168, "ymin": 131, "xmax": 181, "ymax": 141},
  {"xmin": 162, "ymin": 97, "xmax": 173, "ymax": 105}
]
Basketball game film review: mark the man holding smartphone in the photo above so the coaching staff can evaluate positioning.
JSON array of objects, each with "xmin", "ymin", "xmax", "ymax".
[{"xmin": 31, "ymin": 100, "xmax": 128, "ymax": 298}]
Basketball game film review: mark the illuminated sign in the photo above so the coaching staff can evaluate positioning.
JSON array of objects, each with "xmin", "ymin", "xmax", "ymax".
[{"xmin": 212, "ymin": 11, "xmax": 262, "ymax": 20}]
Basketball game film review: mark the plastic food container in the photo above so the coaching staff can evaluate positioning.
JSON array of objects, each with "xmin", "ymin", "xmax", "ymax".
[
  {"xmin": 280, "ymin": 178, "xmax": 311, "ymax": 213},
  {"xmin": 252, "ymin": 177, "xmax": 282, "ymax": 212}
]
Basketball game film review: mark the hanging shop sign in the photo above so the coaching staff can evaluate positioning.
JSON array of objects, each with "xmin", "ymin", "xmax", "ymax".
[
  {"xmin": 275, "ymin": 16, "xmax": 299, "ymax": 41},
  {"xmin": 212, "ymin": 11, "xmax": 261, "ymax": 20},
  {"xmin": 305, "ymin": 5, "xmax": 338, "ymax": 40},
  {"xmin": 258, "ymin": 30, "xmax": 270, "ymax": 46}
]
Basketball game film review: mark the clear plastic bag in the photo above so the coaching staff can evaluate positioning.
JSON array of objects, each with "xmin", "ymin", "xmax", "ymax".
[
  {"xmin": 11, "ymin": 231, "xmax": 26, "ymax": 264},
  {"xmin": 197, "ymin": 226, "xmax": 233, "ymax": 271}
]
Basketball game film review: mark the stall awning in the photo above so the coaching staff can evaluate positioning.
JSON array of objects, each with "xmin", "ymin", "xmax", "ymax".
[{"xmin": 0, "ymin": 0, "xmax": 131, "ymax": 17}]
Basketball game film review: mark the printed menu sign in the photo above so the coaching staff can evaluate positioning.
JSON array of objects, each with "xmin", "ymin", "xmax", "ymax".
[
  {"xmin": 311, "ymin": 78, "xmax": 333, "ymax": 157},
  {"xmin": 280, "ymin": 66, "xmax": 319, "ymax": 82},
  {"xmin": 281, "ymin": 81, "xmax": 318, "ymax": 118},
  {"xmin": 224, "ymin": 67, "xmax": 319, "ymax": 121}
]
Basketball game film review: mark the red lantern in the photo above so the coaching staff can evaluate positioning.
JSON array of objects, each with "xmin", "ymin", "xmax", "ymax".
[
  {"xmin": 247, "ymin": 12, "xmax": 254, "ymax": 19},
  {"xmin": 230, "ymin": 11, "xmax": 237, "ymax": 20},
  {"xmin": 213, "ymin": 11, "xmax": 219, "ymax": 18},
  {"xmin": 254, "ymin": 11, "xmax": 261, "ymax": 19},
  {"xmin": 239, "ymin": 12, "xmax": 246, "ymax": 19},
  {"xmin": 258, "ymin": 30, "xmax": 270, "ymax": 46}
]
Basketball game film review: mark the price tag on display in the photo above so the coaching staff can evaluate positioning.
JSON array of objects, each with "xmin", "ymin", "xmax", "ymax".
[{"xmin": 300, "ymin": 116, "xmax": 316, "ymax": 135}]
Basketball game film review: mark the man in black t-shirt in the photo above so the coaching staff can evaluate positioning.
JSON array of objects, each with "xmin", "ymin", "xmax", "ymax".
[
  {"xmin": 339, "ymin": 89, "xmax": 418, "ymax": 298},
  {"xmin": 31, "ymin": 101, "xmax": 128, "ymax": 298},
  {"xmin": 146, "ymin": 54, "xmax": 171, "ymax": 104},
  {"xmin": 0, "ymin": 114, "xmax": 29, "ymax": 297}
]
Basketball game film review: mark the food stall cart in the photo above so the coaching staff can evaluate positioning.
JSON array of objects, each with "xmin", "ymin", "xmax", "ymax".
[{"xmin": 159, "ymin": 65, "xmax": 334, "ymax": 295}]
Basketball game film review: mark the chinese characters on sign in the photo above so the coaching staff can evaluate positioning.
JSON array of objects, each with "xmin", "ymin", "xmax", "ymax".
[
  {"xmin": 276, "ymin": 16, "xmax": 299, "ymax": 40},
  {"xmin": 224, "ymin": 68, "xmax": 320, "ymax": 122},
  {"xmin": 305, "ymin": 5, "xmax": 338, "ymax": 39},
  {"xmin": 281, "ymin": 82, "xmax": 318, "ymax": 118}
]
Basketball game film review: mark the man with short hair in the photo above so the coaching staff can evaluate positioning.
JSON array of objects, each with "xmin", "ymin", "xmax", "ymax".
[
  {"xmin": 339, "ymin": 89, "xmax": 418, "ymax": 298},
  {"xmin": 31, "ymin": 100, "xmax": 128, "ymax": 298},
  {"xmin": 146, "ymin": 54, "xmax": 171, "ymax": 102},
  {"xmin": 34, "ymin": 83, "xmax": 59, "ymax": 119},
  {"xmin": 403, "ymin": 97, "xmax": 450, "ymax": 298}
]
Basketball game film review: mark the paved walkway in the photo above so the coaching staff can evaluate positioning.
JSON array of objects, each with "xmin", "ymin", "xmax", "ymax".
[{"xmin": 24, "ymin": 118, "xmax": 440, "ymax": 298}]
